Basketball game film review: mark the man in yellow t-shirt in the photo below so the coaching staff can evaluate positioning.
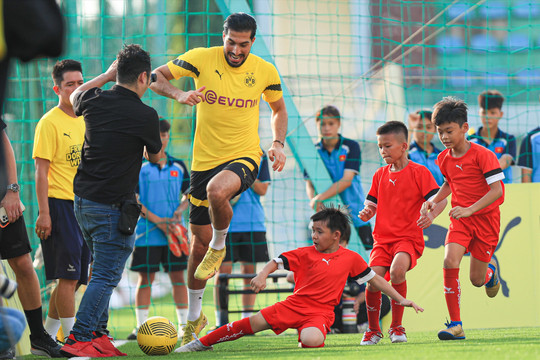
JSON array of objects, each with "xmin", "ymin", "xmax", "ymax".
[
  {"xmin": 32, "ymin": 60, "xmax": 91, "ymax": 341},
  {"xmin": 151, "ymin": 12, "xmax": 288, "ymax": 345}
]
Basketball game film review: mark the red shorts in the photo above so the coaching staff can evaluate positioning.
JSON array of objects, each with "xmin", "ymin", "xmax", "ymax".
[
  {"xmin": 369, "ymin": 239, "xmax": 422, "ymax": 270},
  {"xmin": 445, "ymin": 209, "xmax": 500, "ymax": 263},
  {"xmin": 260, "ymin": 299, "xmax": 333, "ymax": 342}
]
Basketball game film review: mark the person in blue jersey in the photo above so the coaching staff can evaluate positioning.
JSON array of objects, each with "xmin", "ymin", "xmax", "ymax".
[
  {"xmin": 305, "ymin": 106, "xmax": 373, "ymax": 249},
  {"xmin": 127, "ymin": 119, "xmax": 190, "ymax": 340},
  {"xmin": 213, "ymin": 151, "xmax": 271, "ymax": 327},
  {"xmin": 468, "ymin": 90, "xmax": 516, "ymax": 183},
  {"xmin": 407, "ymin": 110, "xmax": 444, "ymax": 186},
  {"xmin": 517, "ymin": 126, "xmax": 540, "ymax": 183}
]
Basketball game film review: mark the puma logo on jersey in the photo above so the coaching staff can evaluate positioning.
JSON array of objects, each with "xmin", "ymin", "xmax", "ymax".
[
  {"xmin": 67, "ymin": 264, "xmax": 76, "ymax": 272},
  {"xmin": 389, "ymin": 179, "xmax": 396, "ymax": 186},
  {"xmin": 456, "ymin": 164, "xmax": 464, "ymax": 171},
  {"xmin": 63, "ymin": 132, "xmax": 71, "ymax": 139},
  {"xmin": 322, "ymin": 258, "xmax": 330, "ymax": 265},
  {"xmin": 215, "ymin": 69, "xmax": 223, "ymax": 80}
]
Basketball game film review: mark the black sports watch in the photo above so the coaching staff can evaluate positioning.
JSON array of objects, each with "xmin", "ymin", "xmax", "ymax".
[{"xmin": 6, "ymin": 183, "xmax": 20, "ymax": 193}]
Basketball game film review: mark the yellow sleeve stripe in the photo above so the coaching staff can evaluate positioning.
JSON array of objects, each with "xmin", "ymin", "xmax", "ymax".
[
  {"xmin": 231, "ymin": 159, "xmax": 256, "ymax": 172},
  {"xmin": 188, "ymin": 194, "xmax": 209, "ymax": 208},
  {"xmin": 172, "ymin": 59, "xmax": 200, "ymax": 77},
  {"xmin": 264, "ymin": 84, "xmax": 282, "ymax": 91}
]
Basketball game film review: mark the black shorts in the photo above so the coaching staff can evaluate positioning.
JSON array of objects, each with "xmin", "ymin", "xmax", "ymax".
[
  {"xmin": 224, "ymin": 232, "xmax": 269, "ymax": 263},
  {"xmin": 0, "ymin": 216, "xmax": 32, "ymax": 259},
  {"xmin": 356, "ymin": 224, "xmax": 374, "ymax": 250},
  {"xmin": 41, "ymin": 198, "xmax": 92, "ymax": 284},
  {"xmin": 189, "ymin": 158, "xmax": 259, "ymax": 225},
  {"xmin": 130, "ymin": 245, "xmax": 188, "ymax": 273}
]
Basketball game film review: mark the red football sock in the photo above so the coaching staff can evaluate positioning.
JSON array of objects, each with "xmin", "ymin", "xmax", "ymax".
[
  {"xmin": 484, "ymin": 266, "xmax": 494, "ymax": 285},
  {"xmin": 199, "ymin": 317, "xmax": 253, "ymax": 346},
  {"xmin": 390, "ymin": 281, "xmax": 407, "ymax": 328},
  {"xmin": 443, "ymin": 268, "xmax": 461, "ymax": 322},
  {"xmin": 365, "ymin": 289, "xmax": 382, "ymax": 332}
]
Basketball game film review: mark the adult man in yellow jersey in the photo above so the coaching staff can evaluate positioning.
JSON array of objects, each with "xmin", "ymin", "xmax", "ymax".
[
  {"xmin": 33, "ymin": 60, "xmax": 92, "ymax": 341},
  {"xmin": 151, "ymin": 12, "xmax": 288, "ymax": 345}
]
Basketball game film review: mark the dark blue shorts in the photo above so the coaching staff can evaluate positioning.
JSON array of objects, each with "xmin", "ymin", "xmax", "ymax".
[
  {"xmin": 41, "ymin": 198, "xmax": 91, "ymax": 284},
  {"xmin": 129, "ymin": 245, "xmax": 188, "ymax": 273},
  {"xmin": 224, "ymin": 232, "xmax": 269, "ymax": 263}
]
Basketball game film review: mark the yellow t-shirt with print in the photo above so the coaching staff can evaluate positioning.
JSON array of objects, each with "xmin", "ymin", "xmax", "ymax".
[
  {"xmin": 32, "ymin": 107, "xmax": 85, "ymax": 200},
  {"xmin": 167, "ymin": 46, "xmax": 283, "ymax": 171}
]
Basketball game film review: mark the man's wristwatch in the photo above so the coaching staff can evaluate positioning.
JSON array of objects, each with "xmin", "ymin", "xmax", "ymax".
[{"xmin": 6, "ymin": 183, "xmax": 20, "ymax": 193}]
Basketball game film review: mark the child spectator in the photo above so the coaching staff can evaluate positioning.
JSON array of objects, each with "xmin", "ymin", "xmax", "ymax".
[
  {"xmin": 305, "ymin": 106, "xmax": 373, "ymax": 249},
  {"xmin": 517, "ymin": 126, "xmax": 540, "ymax": 183},
  {"xmin": 408, "ymin": 110, "xmax": 444, "ymax": 185},
  {"xmin": 358, "ymin": 121, "xmax": 446, "ymax": 345},
  {"xmin": 176, "ymin": 205, "xmax": 423, "ymax": 352},
  {"xmin": 469, "ymin": 90, "xmax": 516, "ymax": 183},
  {"xmin": 422, "ymin": 97, "xmax": 504, "ymax": 340},
  {"xmin": 128, "ymin": 119, "xmax": 190, "ymax": 339}
]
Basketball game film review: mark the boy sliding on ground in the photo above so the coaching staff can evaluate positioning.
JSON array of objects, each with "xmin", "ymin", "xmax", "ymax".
[
  {"xmin": 358, "ymin": 121, "xmax": 447, "ymax": 345},
  {"xmin": 176, "ymin": 205, "xmax": 423, "ymax": 352},
  {"xmin": 422, "ymin": 97, "xmax": 504, "ymax": 340}
]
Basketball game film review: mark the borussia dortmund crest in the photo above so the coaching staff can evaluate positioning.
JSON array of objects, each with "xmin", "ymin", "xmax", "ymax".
[{"xmin": 244, "ymin": 72, "xmax": 256, "ymax": 87}]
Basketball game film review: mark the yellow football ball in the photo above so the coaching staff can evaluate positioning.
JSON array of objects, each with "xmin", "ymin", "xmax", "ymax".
[{"xmin": 137, "ymin": 316, "xmax": 178, "ymax": 355}]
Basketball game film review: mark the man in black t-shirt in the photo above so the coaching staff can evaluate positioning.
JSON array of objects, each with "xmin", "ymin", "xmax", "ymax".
[{"xmin": 60, "ymin": 44, "xmax": 162, "ymax": 358}]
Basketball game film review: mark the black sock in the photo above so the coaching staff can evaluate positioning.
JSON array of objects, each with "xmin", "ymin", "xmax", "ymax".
[{"xmin": 24, "ymin": 307, "xmax": 45, "ymax": 338}]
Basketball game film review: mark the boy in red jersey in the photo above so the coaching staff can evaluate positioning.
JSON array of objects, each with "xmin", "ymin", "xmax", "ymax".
[
  {"xmin": 421, "ymin": 97, "xmax": 504, "ymax": 340},
  {"xmin": 175, "ymin": 205, "xmax": 423, "ymax": 352},
  {"xmin": 358, "ymin": 121, "xmax": 447, "ymax": 345}
]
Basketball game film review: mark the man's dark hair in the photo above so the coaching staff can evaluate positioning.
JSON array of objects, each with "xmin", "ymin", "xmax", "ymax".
[
  {"xmin": 432, "ymin": 96, "xmax": 468, "ymax": 126},
  {"xmin": 376, "ymin": 120, "xmax": 408, "ymax": 141},
  {"xmin": 159, "ymin": 118, "xmax": 170, "ymax": 133},
  {"xmin": 416, "ymin": 109, "xmax": 433, "ymax": 121},
  {"xmin": 311, "ymin": 204, "xmax": 351, "ymax": 240},
  {"xmin": 116, "ymin": 44, "xmax": 151, "ymax": 85},
  {"xmin": 478, "ymin": 90, "xmax": 504, "ymax": 110},
  {"xmin": 316, "ymin": 105, "xmax": 341, "ymax": 122},
  {"xmin": 223, "ymin": 12, "xmax": 257, "ymax": 39},
  {"xmin": 52, "ymin": 59, "xmax": 82, "ymax": 86}
]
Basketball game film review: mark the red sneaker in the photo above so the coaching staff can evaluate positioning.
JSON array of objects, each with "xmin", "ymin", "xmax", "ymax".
[
  {"xmin": 92, "ymin": 333, "xmax": 127, "ymax": 356},
  {"xmin": 60, "ymin": 334, "xmax": 108, "ymax": 358}
]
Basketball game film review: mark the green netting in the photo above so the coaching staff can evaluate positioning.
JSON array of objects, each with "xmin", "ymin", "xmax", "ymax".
[{"xmin": 5, "ymin": 0, "xmax": 540, "ymax": 338}]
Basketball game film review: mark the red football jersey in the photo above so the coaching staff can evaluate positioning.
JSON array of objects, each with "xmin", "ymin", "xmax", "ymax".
[
  {"xmin": 278, "ymin": 246, "xmax": 374, "ymax": 313},
  {"xmin": 437, "ymin": 142, "xmax": 505, "ymax": 215},
  {"xmin": 365, "ymin": 161, "xmax": 439, "ymax": 248}
]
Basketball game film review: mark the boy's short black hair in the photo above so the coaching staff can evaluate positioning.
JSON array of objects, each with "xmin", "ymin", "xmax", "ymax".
[
  {"xmin": 116, "ymin": 44, "xmax": 151, "ymax": 85},
  {"xmin": 224, "ymin": 12, "xmax": 257, "ymax": 39},
  {"xmin": 310, "ymin": 204, "xmax": 351, "ymax": 240},
  {"xmin": 432, "ymin": 96, "xmax": 468, "ymax": 127},
  {"xmin": 478, "ymin": 90, "xmax": 504, "ymax": 110},
  {"xmin": 159, "ymin": 118, "xmax": 170, "ymax": 133},
  {"xmin": 416, "ymin": 109, "xmax": 433, "ymax": 121},
  {"xmin": 376, "ymin": 120, "xmax": 408, "ymax": 141},
  {"xmin": 52, "ymin": 59, "xmax": 82, "ymax": 86},
  {"xmin": 316, "ymin": 105, "xmax": 341, "ymax": 122}
]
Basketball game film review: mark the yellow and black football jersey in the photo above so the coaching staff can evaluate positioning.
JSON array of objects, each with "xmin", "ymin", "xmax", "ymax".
[{"xmin": 167, "ymin": 46, "xmax": 283, "ymax": 171}]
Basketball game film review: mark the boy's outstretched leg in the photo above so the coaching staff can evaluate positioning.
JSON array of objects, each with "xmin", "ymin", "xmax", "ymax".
[
  {"xmin": 176, "ymin": 312, "xmax": 269, "ymax": 353},
  {"xmin": 388, "ymin": 252, "xmax": 410, "ymax": 343}
]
